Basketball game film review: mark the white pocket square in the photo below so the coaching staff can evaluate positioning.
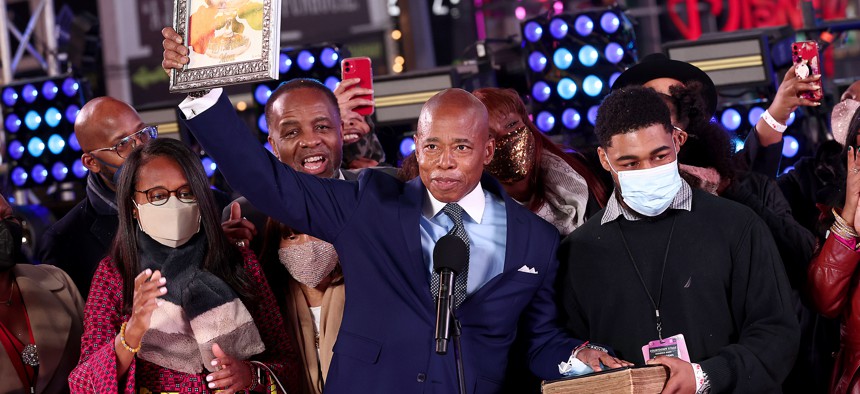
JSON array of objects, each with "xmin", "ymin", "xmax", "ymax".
[{"xmin": 517, "ymin": 265, "xmax": 538, "ymax": 275}]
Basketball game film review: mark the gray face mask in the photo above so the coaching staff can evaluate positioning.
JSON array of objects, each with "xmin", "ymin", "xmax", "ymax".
[
  {"xmin": 832, "ymin": 99, "xmax": 860, "ymax": 146},
  {"xmin": 278, "ymin": 240, "xmax": 338, "ymax": 288}
]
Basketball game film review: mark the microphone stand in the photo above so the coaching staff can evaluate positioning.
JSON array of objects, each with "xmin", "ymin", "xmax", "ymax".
[{"xmin": 451, "ymin": 309, "xmax": 466, "ymax": 394}]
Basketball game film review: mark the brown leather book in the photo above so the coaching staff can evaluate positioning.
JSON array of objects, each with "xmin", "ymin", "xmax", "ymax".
[{"xmin": 541, "ymin": 365, "xmax": 669, "ymax": 394}]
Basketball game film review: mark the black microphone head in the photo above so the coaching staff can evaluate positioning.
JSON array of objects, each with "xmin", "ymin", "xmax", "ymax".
[{"xmin": 433, "ymin": 234, "xmax": 468, "ymax": 273}]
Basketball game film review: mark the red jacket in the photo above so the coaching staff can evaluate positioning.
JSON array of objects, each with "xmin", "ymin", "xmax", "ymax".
[{"xmin": 809, "ymin": 235, "xmax": 860, "ymax": 394}]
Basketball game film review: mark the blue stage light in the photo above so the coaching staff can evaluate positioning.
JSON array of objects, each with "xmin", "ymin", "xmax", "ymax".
[
  {"xmin": 600, "ymin": 12, "xmax": 620, "ymax": 34},
  {"xmin": 201, "ymin": 157, "xmax": 217, "ymax": 177},
  {"xmin": 733, "ymin": 138, "xmax": 745, "ymax": 153},
  {"xmin": 45, "ymin": 107, "xmax": 62, "ymax": 127},
  {"xmin": 5, "ymin": 114, "xmax": 21, "ymax": 133},
  {"xmin": 587, "ymin": 105, "xmax": 599, "ymax": 125},
  {"xmin": 42, "ymin": 80, "xmax": 58, "ymax": 100},
  {"xmin": 787, "ymin": 111, "xmax": 796, "ymax": 126},
  {"xmin": 47, "ymin": 134, "xmax": 65, "ymax": 154},
  {"xmin": 549, "ymin": 18, "xmax": 569, "ymax": 39},
  {"xmin": 748, "ymin": 106, "xmax": 765, "ymax": 126},
  {"xmin": 72, "ymin": 159, "xmax": 87, "ymax": 178},
  {"xmin": 553, "ymin": 48, "xmax": 573, "ymax": 70},
  {"xmin": 279, "ymin": 53, "xmax": 292, "ymax": 74},
  {"xmin": 264, "ymin": 141, "xmax": 273, "ymax": 152},
  {"xmin": 605, "ymin": 42, "xmax": 624, "ymax": 64},
  {"xmin": 562, "ymin": 108, "xmax": 581, "ymax": 129},
  {"xmin": 258, "ymin": 113, "xmax": 268, "ymax": 133},
  {"xmin": 532, "ymin": 81, "xmax": 551, "ymax": 103},
  {"xmin": 324, "ymin": 76, "xmax": 340, "ymax": 92},
  {"xmin": 8, "ymin": 140, "xmax": 23, "ymax": 159},
  {"xmin": 578, "ymin": 45, "xmax": 598, "ymax": 67},
  {"xmin": 609, "ymin": 72, "xmax": 621, "ymax": 88},
  {"xmin": 28, "ymin": 137, "xmax": 45, "ymax": 157},
  {"xmin": 62, "ymin": 77, "xmax": 79, "ymax": 96},
  {"xmin": 65, "ymin": 105, "xmax": 80, "ymax": 123},
  {"xmin": 524, "ymin": 21, "xmax": 543, "ymax": 42},
  {"xmin": 574, "ymin": 15, "xmax": 594, "ymax": 36},
  {"xmin": 536, "ymin": 111, "xmax": 555, "ymax": 132},
  {"xmin": 11, "ymin": 167, "xmax": 27, "ymax": 186},
  {"xmin": 2, "ymin": 87, "xmax": 18, "ymax": 106},
  {"xmin": 583, "ymin": 75, "xmax": 603, "ymax": 97},
  {"xmin": 528, "ymin": 51, "xmax": 547, "ymax": 73},
  {"xmin": 557, "ymin": 78, "xmax": 577, "ymax": 100},
  {"xmin": 782, "ymin": 166, "xmax": 795, "ymax": 175},
  {"xmin": 22, "ymin": 84, "xmax": 37, "ymax": 103},
  {"xmin": 400, "ymin": 138, "xmax": 416, "ymax": 156},
  {"xmin": 52, "ymin": 162, "xmax": 68, "ymax": 181},
  {"xmin": 783, "ymin": 135, "xmax": 800, "ymax": 158},
  {"xmin": 254, "ymin": 84, "xmax": 272, "ymax": 105},
  {"xmin": 24, "ymin": 111, "xmax": 41, "ymax": 130},
  {"xmin": 69, "ymin": 132, "xmax": 81, "ymax": 151},
  {"xmin": 31, "ymin": 164, "xmax": 47, "ymax": 184},
  {"xmin": 320, "ymin": 47, "xmax": 339, "ymax": 68},
  {"xmin": 720, "ymin": 108, "xmax": 741, "ymax": 131},
  {"xmin": 297, "ymin": 50, "xmax": 315, "ymax": 71}
]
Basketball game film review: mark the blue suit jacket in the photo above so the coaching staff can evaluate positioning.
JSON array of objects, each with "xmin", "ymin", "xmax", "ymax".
[{"xmin": 182, "ymin": 94, "xmax": 581, "ymax": 393}]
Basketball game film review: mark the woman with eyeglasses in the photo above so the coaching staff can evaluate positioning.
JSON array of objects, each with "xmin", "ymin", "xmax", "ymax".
[{"xmin": 69, "ymin": 138, "xmax": 299, "ymax": 393}]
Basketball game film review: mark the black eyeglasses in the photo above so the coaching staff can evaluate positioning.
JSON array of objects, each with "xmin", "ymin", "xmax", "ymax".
[
  {"xmin": 134, "ymin": 185, "xmax": 196, "ymax": 206},
  {"xmin": 89, "ymin": 125, "xmax": 158, "ymax": 158}
]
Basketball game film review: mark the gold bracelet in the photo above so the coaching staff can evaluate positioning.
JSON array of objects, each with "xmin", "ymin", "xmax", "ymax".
[
  {"xmin": 834, "ymin": 219, "xmax": 859, "ymax": 238},
  {"xmin": 832, "ymin": 209, "xmax": 859, "ymax": 237},
  {"xmin": 120, "ymin": 321, "xmax": 142, "ymax": 354}
]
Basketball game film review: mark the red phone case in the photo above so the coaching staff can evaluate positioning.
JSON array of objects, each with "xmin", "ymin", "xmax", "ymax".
[
  {"xmin": 792, "ymin": 41, "xmax": 823, "ymax": 101},
  {"xmin": 341, "ymin": 57, "xmax": 374, "ymax": 116}
]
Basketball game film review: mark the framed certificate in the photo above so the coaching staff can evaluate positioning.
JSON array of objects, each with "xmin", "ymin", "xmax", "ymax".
[{"xmin": 169, "ymin": 0, "xmax": 280, "ymax": 92}]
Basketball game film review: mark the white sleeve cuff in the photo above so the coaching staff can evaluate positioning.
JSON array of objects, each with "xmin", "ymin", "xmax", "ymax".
[
  {"xmin": 178, "ymin": 88, "xmax": 224, "ymax": 119},
  {"xmin": 692, "ymin": 362, "xmax": 710, "ymax": 393}
]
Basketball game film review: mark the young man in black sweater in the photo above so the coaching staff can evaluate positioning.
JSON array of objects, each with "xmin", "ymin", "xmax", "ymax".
[{"xmin": 559, "ymin": 86, "xmax": 799, "ymax": 393}]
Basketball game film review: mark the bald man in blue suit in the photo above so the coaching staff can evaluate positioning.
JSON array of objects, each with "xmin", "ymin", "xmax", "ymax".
[{"xmin": 169, "ymin": 71, "xmax": 626, "ymax": 392}]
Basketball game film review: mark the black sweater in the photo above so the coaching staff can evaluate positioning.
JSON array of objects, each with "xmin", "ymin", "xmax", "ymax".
[{"xmin": 559, "ymin": 189, "xmax": 799, "ymax": 393}]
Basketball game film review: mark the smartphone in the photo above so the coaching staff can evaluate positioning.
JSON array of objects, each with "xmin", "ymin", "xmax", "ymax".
[
  {"xmin": 792, "ymin": 40, "xmax": 823, "ymax": 101},
  {"xmin": 341, "ymin": 57, "xmax": 374, "ymax": 116}
]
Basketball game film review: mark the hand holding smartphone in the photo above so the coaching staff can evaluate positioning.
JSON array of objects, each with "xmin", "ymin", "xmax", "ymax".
[
  {"xmin": 340, "ymin": 57, "xmax": 374, "ymax": 116},
  {"xmin": 792, "ymin": 40, "xmax": 823, "ymax": 101}
]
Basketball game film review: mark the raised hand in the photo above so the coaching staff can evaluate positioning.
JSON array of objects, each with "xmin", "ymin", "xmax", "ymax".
[
  {"xmin": 124, "ymin": 269, "xmax": 167, "ymax": 349},
  {"xmin": 161, "ymin": 27, "xmax": 189, "ymax": 75},
  {"xmin": 221, "ymin": 202, "xmax": 256, "ymax": 248}
]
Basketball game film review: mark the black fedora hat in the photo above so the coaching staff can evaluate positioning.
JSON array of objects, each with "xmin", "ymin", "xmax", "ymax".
[{"xmin": 611, "ymin": 53, "xmax": 718, "ymax": 116}]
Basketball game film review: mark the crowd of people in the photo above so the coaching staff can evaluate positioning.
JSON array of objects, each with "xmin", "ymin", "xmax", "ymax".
[{"xmin": 4, "ymin": 24, "xmax": 860, "ymax": 394}]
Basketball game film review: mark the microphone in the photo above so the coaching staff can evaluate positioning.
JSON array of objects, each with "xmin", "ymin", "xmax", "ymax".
[{"xmin": 433, "ymin": 234, "xmax": 468, "ymax": 355}]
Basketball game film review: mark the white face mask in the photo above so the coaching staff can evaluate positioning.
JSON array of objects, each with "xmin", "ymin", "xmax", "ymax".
[
  {"xmin": 278, "ymin": 240, "xmax": 338, "ymax": 288},
  {"xmin": 135, "ymin": 197, "xmax": 201, "ymax": 248},
  {"xmin": 606, "ymin": 146, "xmax": 683, "ymax": 217}
]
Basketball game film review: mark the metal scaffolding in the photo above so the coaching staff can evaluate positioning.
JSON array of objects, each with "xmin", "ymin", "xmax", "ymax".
[{"xmin": 0, "ymin": 0, "xmax": 59, "ymax": 85}]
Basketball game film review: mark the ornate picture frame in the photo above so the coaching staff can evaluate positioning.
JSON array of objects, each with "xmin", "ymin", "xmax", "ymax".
[{"xmin": 169, "ymin": 0, "xmax": 280, "ymax": 93}]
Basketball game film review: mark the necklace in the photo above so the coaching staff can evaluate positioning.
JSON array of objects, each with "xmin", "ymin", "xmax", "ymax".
[{"xmin": 2, "ymin": 282, "xmax": 14, "ymax": 306}]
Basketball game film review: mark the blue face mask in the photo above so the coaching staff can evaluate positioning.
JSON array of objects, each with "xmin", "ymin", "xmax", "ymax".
[
  {"xmin": 607, "ymin": 149, "xmax": 682, "ymax": 217},
  {"xmin": 93, "ymin": 156, "xmax": 123, "ymax": 185}
]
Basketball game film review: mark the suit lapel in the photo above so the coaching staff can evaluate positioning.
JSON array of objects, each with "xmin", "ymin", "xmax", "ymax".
[
  {"xmin": 463, "ymin": 175, "xmax": 531, "ymax": 301},
  {"xmin": 14, "ymin": 265, "xmax": 71, "ymax": 393},
  {"xmin": 399, "ymin": 178, "xmax": 435, "ymax": 305}
]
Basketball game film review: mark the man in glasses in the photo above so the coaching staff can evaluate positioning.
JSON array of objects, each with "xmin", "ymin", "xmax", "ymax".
[{"xmin": 35, "ymin": 97, "xmax": 156, "ymax": 299}]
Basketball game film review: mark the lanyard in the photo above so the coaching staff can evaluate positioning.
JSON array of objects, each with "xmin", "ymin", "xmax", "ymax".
[{"xmin": 616, "ymin": 216, "xmax": 677, "ymax": 340}]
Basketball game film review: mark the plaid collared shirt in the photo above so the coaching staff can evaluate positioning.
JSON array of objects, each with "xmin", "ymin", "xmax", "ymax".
[{"xmin": 600, "ymin": 179, "xmax": 693, "ymax": 225}]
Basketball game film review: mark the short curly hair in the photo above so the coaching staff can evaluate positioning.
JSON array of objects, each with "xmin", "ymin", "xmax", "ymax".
[{"xmin": 594, "ymin": 86, "xmax": 673, "ymax": 147}]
